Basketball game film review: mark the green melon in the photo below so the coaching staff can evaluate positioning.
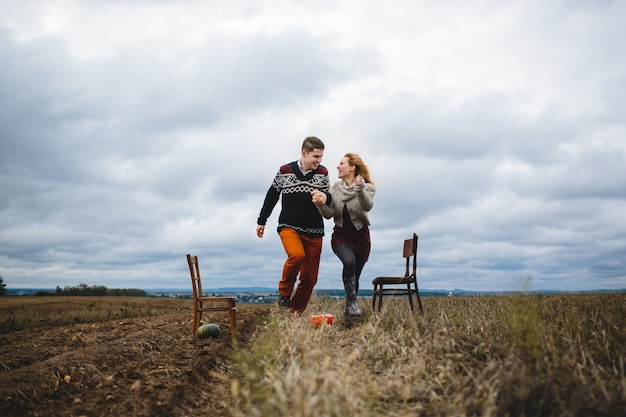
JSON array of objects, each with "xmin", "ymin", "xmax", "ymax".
[{"xmin": 196, "ymin": 323, "xmax": 220, "ymax": 338}]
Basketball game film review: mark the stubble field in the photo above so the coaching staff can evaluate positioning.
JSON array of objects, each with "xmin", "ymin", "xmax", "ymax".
[
  {"xmin": 1, "ymin": 292, "xmax": 625, "ymax": 416},
  {"xmin": 1, "ymin": 297, "xmax": 269, "ymax": 416}
]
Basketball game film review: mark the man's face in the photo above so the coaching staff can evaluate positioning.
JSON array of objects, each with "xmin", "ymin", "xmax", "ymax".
[{"xmin": 301, "ymin": 148, "xmax": 324, "ymax": 171}]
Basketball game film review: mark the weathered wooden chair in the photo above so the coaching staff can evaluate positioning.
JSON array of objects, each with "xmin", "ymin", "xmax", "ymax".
[
  {"xmin": 186, "ymin": 254, "xmax": 237, "ymax": 342},
  {"xmin": 371, "ymin": 233, "xmax": 424, "ymax": 314}
]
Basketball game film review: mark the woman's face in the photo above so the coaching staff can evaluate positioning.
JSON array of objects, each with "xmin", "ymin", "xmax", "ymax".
[{"xmin": 337, "ymin": 157, "xmax": 354, "ymax": 180}]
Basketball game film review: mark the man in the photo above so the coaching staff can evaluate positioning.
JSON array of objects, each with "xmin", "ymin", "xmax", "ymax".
[{"xmin": 256, "ymin": 136, "xmax": 331, "ymax": 313}]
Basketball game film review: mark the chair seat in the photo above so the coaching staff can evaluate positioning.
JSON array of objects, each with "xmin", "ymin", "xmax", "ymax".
[
  {"xmin": 197, "ymin": 296, "xmax": 236, "ymax": 302},
  {"xmin": 372, "ymin": 276, "xmax": 414, "ymax": 285}
]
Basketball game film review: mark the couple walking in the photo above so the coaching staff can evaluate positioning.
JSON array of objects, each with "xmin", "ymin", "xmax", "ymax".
[{"xmin": 255, "ymin": 136, "xmax": 376, "ymax": 318}]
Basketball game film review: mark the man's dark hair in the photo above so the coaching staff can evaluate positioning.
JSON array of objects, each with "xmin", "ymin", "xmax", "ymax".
[{"xmin": 302, "ymin": 136, "xmax": 325, "ymax": 152}]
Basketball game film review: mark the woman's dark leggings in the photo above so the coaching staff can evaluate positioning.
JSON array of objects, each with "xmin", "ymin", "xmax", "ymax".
[{"xmin": 333, "ymin": 244, "xmax": 366, "ymax": 292}]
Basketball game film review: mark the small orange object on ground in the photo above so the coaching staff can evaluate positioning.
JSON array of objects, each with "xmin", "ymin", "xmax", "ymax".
[{"xmin": 308, "ymin": 314, "xmax": 335, "ymax": 326}]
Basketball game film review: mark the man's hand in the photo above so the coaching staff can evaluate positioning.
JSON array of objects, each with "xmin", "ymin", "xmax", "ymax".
[
  {"xmin": 311, "ymin": 190, "xmax": 327, "ymax": 206},
  {"xmin": 256, "ymin": 224, "xmax": 265, "ymax": 238}
]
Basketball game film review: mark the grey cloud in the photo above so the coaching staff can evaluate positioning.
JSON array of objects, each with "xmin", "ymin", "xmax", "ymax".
[{"xmin": 1, "ymin": 1, "xmax": 624, "ymax": 292}]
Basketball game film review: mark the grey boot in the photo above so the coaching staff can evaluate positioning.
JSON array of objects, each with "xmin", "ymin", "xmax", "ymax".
[{"xmin": 342, "ymin": 276, "xmax": 362, "ymax": 316}]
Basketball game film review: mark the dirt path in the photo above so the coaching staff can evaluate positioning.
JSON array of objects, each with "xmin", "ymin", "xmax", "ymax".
[{"xmin": 0, "ymin": 305, "xmax": 269, "ymax": 416}]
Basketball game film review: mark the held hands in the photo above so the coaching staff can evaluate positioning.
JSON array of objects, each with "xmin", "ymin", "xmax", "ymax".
[
  {"xmin": 355, "ymin": 175, "xmax": 364, "ymax": 189},
  {"xmin": 311, "ymin": 189, "xmax": 327, "ymax": 206}
]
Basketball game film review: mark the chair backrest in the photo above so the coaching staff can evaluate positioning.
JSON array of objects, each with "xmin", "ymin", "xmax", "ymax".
[
  {"xmin": 402, "ymin": 233, "xmax": 418, "ymax": 279},
  {"xmin": 187, "ymin": 254, "xmax": 202, "ymax": 300}
]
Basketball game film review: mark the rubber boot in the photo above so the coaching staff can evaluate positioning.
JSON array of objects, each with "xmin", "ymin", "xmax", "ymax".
[{"xmin": 342, "ymin": 276, "xmax": 362, "ymax": 317}]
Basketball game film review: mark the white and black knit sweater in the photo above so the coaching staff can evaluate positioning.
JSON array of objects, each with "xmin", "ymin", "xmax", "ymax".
[{"xmin": 257, "ymin": 161, "xmax": 331, "ymax": 237}]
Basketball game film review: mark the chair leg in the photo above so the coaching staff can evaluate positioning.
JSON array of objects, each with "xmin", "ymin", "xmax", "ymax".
[
  {"xmin": 415, "ymin": 284, "xmax": 424, "ymax": 314},
  {"xmin": 372, "ymin": 284, "xmax": 423, "ymax": 316},
  {"xmin": 406, "ymin": 283, "xmax": 415, "ymax": 312},
  {"xmin": 372, "ymin": 285, "xmax": 378, "ymax": 312},
  {"xmin": 228, "ymin": 301, "xmax": 237, "ymax": 344},
  {"xmin": 192, "ymin": 308, "xmax": 200, "ymax": 336}
]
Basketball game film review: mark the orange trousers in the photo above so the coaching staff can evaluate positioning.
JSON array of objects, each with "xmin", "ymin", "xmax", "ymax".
[{"xmin": 278, "ymin": 228, "xmax": 322, "ymax": 313}]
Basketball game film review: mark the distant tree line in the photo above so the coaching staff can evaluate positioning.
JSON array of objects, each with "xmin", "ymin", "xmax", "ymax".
[{"xmin": 34, "ymin": 283, "xmax": 146, "ymax": 297}]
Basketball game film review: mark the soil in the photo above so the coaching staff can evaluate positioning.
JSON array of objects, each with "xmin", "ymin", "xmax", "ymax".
[{"xmin": 0, "ymin": 302, "xmax": 271, "ymax": 416}]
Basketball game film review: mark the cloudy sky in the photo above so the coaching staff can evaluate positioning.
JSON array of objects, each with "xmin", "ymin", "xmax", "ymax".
[{"xmin": 1, "ymin": 1, "xmax": 625, "ymax": 293}]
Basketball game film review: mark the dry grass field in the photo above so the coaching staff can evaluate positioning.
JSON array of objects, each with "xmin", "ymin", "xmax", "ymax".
[
  {"xmin": 231, "ymin": 292, "xmax": 626, "ymax": 417},
  {"xmin": 1, "ymin": 292, "xmax": 625, "ymax": 416}
]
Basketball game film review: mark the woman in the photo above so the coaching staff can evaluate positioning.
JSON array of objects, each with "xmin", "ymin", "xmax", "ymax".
[{"xmin": 313, "ymin": 153, "xmax": 376, "ymax": 317}]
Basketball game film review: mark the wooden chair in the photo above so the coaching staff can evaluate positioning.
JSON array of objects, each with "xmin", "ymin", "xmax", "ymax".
[
  {"xmin": 371, "ymin": 233, "xmax": 424, "ymax": 314},
  {"xmin": 186, "ymin": 254, "xmax": 237, "ymax": 343}
]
